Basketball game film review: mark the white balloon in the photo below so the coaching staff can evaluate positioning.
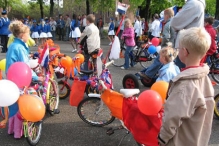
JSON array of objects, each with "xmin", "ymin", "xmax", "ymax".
[
  {"xmin": 0, "ymin": 80, "xmax": 20, "ymax": 107},
  {"xmin": 115, "ymin": 11, "xmax": 119, "ymax": 15},
  {"xmin": 156, "ymin": 46, "xmax": 161, "ymax": 53},
  {"xmin": 29, "ymin": 59, "xmax": 39, "ymax": 68}
]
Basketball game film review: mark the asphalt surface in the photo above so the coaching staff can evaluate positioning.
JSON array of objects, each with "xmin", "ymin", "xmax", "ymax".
[{"xmin": 0, "ymin": 38, "xmax": 219, "ymax": 146}]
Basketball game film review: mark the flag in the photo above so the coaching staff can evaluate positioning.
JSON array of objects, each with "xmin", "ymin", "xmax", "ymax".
[
  {"xmin": 117, "ymin": 2, "xmax": 130, "ymax": 14},
  {"xmin": 38, "ymin": 43, "xmax": 49, "ymax": 68}
]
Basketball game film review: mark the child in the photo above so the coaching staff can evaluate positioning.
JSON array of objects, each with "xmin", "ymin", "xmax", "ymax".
[
  {"xmin": 108, "ymin": 18, "xmax": 115, "ymax": 45},
  {"xmin": 200, "ymin": 17, "xmax": 217, "ymax": 64},
  {"xmin": 30, "ymin": 20, "xmax": 39, "ymax": 46},
  {"xmin": 158, "ymin": 27, "xmax": 214, "ymax": 146},
  {"xmin": 39, "ymin": 19, "xmax": 48, "ymax": 45},
  {"xmin": 45, "ymin": 18, "xmax": 53, "ymax": 40},
  {"xmin": 70, "ymin": 14, "xmax": 81, "ymax": 53},
  {"xmin": 156, "ymin": 46, "xmax": 180, "ymax": 82},
  {"xmin": 4, "ymin": 20, "xmax": 44, "ymax": 139},
  {"xmin": 121, "ymin": 18, "xmax": 135, "ymax": 70}
]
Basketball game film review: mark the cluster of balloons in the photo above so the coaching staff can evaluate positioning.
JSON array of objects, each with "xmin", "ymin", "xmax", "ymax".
[
  {"xmin": 0, "ymin": 61, "xmax": 45, "ymax": 122},
  {"xmin": 148, "ymin": 38, "xmax": 160, "ymax": 54},
  {"xmin": 137, "ymin": 81, "xmax": 169, "ymax": 115}
]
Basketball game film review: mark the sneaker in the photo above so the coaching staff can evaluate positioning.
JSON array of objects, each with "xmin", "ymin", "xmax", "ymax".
[
  {"xmin": 72, "ymin": 49, "xmax": 77, "ymax": 53},
  {"xmin": 121, "ymin": 67, "xmax": 127, "ymax": 70},
  {"xmin": 109, "ymin": 42, "xmax": 112, "ymax": 45}
]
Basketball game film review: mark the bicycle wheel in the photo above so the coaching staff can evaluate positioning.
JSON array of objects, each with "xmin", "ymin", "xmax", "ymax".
[
  {"xmin": 139, "ymin": 50, "xmax": 153, "ymax": 68},
  {"xmin": 214, "ymin": 94, "xmax": 219, "ymax": 119},
  {"xmin": 85, "ymin": 84, "xmax": 99, "ymax": 96},
  {"xmin": 122, "ymin": 74, "xmax": 139, "ymax": 89},
  {"xmin": 25, "ymin": 121, "xmax": 42, "ymax": 146},
  {"xmin": 211, "ymin": 59, "xmax": 219, "ymax": 83},
  {"xmin": 109, "ymin": 48, "xmax": 126, "ymax": 67},
  {"xmin": 58, "ymin": 80, "xmax": 71, "ymax": 99},
  {"xmin": 77, "ymin": 97, "xmax": 115, "ymax": 127},
  {"xmin": 47, "ymin": 80, "xmax": 60, "ymax": 115}
]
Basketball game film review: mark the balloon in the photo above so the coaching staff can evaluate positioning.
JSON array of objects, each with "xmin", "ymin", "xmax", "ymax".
[
  {"xmin": 151, "ymin": 38, "xmax": 160, "ymax": 46},
  {"xmin": 29, "ymin": 59, "xmax": 39, "ymax": 68},
  {"xmin": 60, "ymin": 56, "xmax": 72, "ymax": 68},
  {"xmin": 7, "ymin": 62, "xmax": 32, "ymax": 88},
  {"xmin": 137, "ymin": 90, "xmax": 162, "ymax": 115},
  {"xmin": 148, "ymin": 45, "xmax": 157, "ymax": 54},
  {"xmin": 0, "ymin": 80, "xmax": 20, "ymax": 107},
  {"xmin": 18, "ymin": 94, "xmax": 45, "ymax": 122},
  {"xmin": 74, "ymin": 54, "xmax": 85, "ymax": 64},
  {"xmin": 156, "ymin": 46, "xmax": 161, "ymax": 53},
  {"xmin": 151, "ymin": 81, "xmax": 169, "ymax": 103},
  {"xmin": 0, "ymin": 59, "xmax": 6, "ymax": 71}
]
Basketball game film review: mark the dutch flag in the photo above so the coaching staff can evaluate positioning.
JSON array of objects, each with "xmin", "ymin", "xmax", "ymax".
[
  {"xmin": 38, "ymin": 43, "xmax": 49, "ymax": 68},
  {"xmin": 117, "ymin": 2, "xmax": 130, "ymax": 14}
]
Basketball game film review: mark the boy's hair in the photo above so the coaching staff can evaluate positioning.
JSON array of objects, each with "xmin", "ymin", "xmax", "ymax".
[
  {"xmin": 86, "ymin": 14, "xmax": 95, "ymax": 23},
  {"xmin": 179, "ymin": 27, "xmax": 211, "ymax": 58},
  {"xmin": 124, "ymin": 18, "xmax": 133, "ymax": 27},
  {"xmin": 204, "ymin": 17, "xmax": 214, "ymax": 25},
  {"xmin": 164, "ymin": 8, "xmax": 174, "ymax": 17},
  {"xmin": 159, "ymin": 44, "xmax": 177, "ymax": 62},
  {"xmin": 9, "ymin": 20, "xmax": 30, "ymax": 38}
]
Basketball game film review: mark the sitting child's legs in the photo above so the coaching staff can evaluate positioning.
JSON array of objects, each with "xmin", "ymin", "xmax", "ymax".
[{"xmin": 143, "ymin": 55, "xmax": 162, "ymax": 78}]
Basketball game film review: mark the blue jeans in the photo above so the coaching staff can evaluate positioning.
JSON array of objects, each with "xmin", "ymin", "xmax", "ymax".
[
  {"xmin": 65, "ymin": 27, "xmax": 70, "ymax": 41},
  {"xmin": 144, "ymin": 55, "xmax": 162, "ymax": 78},
  {"xmin": 124, "ymin": 46, "xmax": 134, "ymax": 69},
  {"xmin": 83, "ymin": 53, "xmax": 90, "ymax": 71},
  {"xmin": 174, "ymin": 56, "xmax": 185, "ymax": 70}
]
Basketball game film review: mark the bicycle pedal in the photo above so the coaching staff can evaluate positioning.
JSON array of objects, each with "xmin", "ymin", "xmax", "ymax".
[{"xmin": 53, "ymin": 109, "xmax": 60, "ymax": 114}]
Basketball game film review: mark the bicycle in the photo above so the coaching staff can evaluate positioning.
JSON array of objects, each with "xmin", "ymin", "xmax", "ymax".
[
  {"xmin": 76, "ymin": 61, "xmax": 115, "ymax": 127},
  {"xmin": 209, "ymin": 42, "xmax": 219, "ymax": 83}
]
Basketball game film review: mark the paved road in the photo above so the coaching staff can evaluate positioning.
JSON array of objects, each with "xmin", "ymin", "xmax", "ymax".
[{"xmin": 0, "ymin": 39, "xmax": 219, "ymax": 146}]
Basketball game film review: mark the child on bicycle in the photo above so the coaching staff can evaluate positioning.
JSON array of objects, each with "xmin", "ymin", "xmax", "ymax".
[
  {"xmin": 200, "ymin": 17, "xmax": 217, "ymax": 64},
  {"xmin": 121, "ymin": 18, "xmax": 135, "ymax": 70},
  {"xmin": 1, "ymin": 20, "xmax": 44, "ymax": 139},
  {"xmin": 158, "ymin": 27, "xmax": 214, "ymax": 146},
  {"xmin": 156, "ymin": 44, "xmax": 180, "ymax": 82}
]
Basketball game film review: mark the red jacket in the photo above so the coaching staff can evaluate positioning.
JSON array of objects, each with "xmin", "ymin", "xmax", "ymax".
[{"xmin": 205, "ymin": 24, "xmax": 217, "ymax": 55}]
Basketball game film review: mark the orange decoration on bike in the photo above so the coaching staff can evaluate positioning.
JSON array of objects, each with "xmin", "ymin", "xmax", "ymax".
[
  {"xmin": 18, "ymin": 94, "xmax": 45, "ymax": 122},
  {"xmin": 151, "ymin": 81, "xmax": 169, "ymax": 104},
  {"xmin": 74, "ymin": 54, "xmax": 84, "ymax": 73},
  {"xmin": 101, "ymin": 89, "xmax": 123, "ymax": 120}
]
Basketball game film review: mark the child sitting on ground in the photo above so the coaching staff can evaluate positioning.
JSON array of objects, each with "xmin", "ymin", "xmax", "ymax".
[
  {"xmin": 158, "ymin": 27, "xmax": 215, "ymax": 146},
  {"xmin": 156, "ymin": 45, "xmax": 180, "ymax": 82}
]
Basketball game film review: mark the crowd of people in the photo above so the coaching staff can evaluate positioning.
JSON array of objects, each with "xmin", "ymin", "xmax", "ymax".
[{"xmin": 0, "ymin": 0, "xmax": 219, "ymax": 145}]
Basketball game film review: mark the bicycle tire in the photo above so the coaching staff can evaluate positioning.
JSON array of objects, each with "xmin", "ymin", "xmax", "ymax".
[
  {"xmin": 211, "ymin": 59, "xmax": 219, "ymax": 83},
  {"xmin": 25, "ymin": 121, "xmax": 42, "ymax": 146},
  {"xmin": 47, "ymin": 80, "xmax": 60, "ymax": 116},
  {"xmin": 58, "ymin": 80, "xmax": 71, "ymax": 99},
  {"xmin": 77, "ymin": 97, "xmax": 115, "ymax": 127},
  {"xmin": 122, "ymin": 74, "xmax": 139, "ymax": 89},
  {"xmin": 139, "ymin": 50, "xmax": 153, "ymax": 69},
  {"xmin": 214, "ymin": 94, "xmax": 219, "ymax": 119},
  {"xmin": 85, "ymin": 84, "xmax": 99, "ymax": 96}
]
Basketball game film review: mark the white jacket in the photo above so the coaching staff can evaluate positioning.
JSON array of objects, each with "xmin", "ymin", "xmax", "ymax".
[{"xmin": 134, "ymin": 20, "xmax": 142, "ymax": 37}]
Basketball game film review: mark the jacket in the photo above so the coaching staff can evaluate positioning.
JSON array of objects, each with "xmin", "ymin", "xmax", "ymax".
[
  {"xmin": 134, "ymin": 20, "xmax": 142, "ymax": 37},
  {"xmin": 70, "ymin": 20, "xmax": 80, "ymax": 31},
  {"xmin": 108, "ymin": 22, "xmax": 115, "ymax": 31},
  {"xmin": 122, "ymin": 27, "xmax": 135, "ymax": 47},
  {"xmin": 0, "ymin": 17, "xmax": 10, "ymax": 35},
  {"xmin": 46, "ymin": 23, "xmax": 51, "ymax": 33},
  {"xmin": 156, "ymin": 62, "xmax": 180, "ymax": 82},
  {"xmin": 151, "ymin": 19, "xmax": 161, "ymax": 37},
  {"xmin": 170, "ymin": 0, "xmax": 206, "ymax": 48},
  {"xmin": 30, "ymin": 25, "xmax": 39, "ymax": 32},
  {"xmin": 57, "ymin": 19, "xmax": 65, "ymax": 28},
  {"xmin": 158, "ymin": 64, "xmax": 214, "ymax": 146},
  {"xmin": 205, "ymin": 24, "xmax": 217, "ymax": 55},
  {"xmin": 6, "ymin": 38, "xmax": 38, "ymax": 80},
  {"xmin": 80, "ymin": 23, "xmax": 100, "ymax": 54},
  {"xmin": 161, "ymin": 18, "xmax": 176, "ymax": 47}
]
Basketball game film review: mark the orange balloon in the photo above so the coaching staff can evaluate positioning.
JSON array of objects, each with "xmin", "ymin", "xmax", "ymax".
[
  {"xmin": 18, "ymin": 94, "xmax": 45, "ymax": 122},
  {"xmin": 60, "ymin": 56, "xmax": 72, "ymax": 68},
  {"xmin": 75, "ymin": 54, "xmax": 84, "ymax": 64},
  {"xmin": 151, "ymin": 81, "xmax": 169, "ymax": 103}
]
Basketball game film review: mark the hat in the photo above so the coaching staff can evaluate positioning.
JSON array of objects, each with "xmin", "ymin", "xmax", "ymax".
[
  {"xmin": 1, "ymin": 10, "xmax": 7, "ymax": 15},
  {"xmin": 33, "ymin": 20, "xmax": 37, "ymax": 23}
]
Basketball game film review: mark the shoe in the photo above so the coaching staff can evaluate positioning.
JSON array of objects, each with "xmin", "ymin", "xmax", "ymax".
[
  {"xmin": 72, "ymin": 49, "xmax": 77, "ymax": 53},
  {"xmin": 138, "ymin": 72, "xmax": 151, "ymax": 80},
  {"xmin": 121, "ymin": 67, "xmax": 127, "ymax": 70},
  {"xmin": 109, "ymin": 42, "xmax": 112, "ymax": 45}
]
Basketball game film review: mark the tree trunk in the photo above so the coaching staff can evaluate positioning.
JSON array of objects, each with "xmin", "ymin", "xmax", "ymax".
[
  {"xmin": 3, "ymin": 0, "xmax": 7, "ymax": 9},
  {"xmin": 39, "ymin": 0, "xmax": 44, "ymax": 18},
  {"xmin": 50, "ymin": 0, "xmax": 54, "ymax": 17},
  {"xmin": 86, "ymin": 0, "xmax": 90, "ymax": 15},
  {"xmin": 145, "ymin": 0, "xmax": 151, "ymax": 21},
  {"xmin": 216, "ymin": 0, "xmax": 219, "ymax": 19}
]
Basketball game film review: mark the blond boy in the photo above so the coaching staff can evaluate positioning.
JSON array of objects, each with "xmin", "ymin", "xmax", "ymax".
[{"xmin": 158, "ymin": 27, "xmax": 215, "ymax": 146}]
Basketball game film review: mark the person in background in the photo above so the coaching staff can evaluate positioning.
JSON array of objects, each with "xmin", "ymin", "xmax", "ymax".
[
  {"xmin": 134, "ymin": 15, "xmax": 142, "ymax": 43},
  {"xmin": 150, "ymin": 14, "xmax": 160, "ymax": 40},
  {"xmin": 97, "ymin": 16, "xmax": 104, "ymax": 39},
  {"xmin": 69, "ymin": 14, "xmax": 81, "ymax": 53},
  {"xmin": 0, "ymin": 10, "xmax": 10, "ymax": 53},
  {"xmin": 148, "ymin": 18, "xmax": 153, "ymax": 39},
  {"xmin": 114, "ymin": 17, "xmax": 119, "ymax": 34},
  {"xmin": 56, "ymin": 14, "xmax": 65, "ymax": 41},
  {"xmin": 45, "ymin": 17, "xmax": 52, "ymax": 40},
  {"xmin": 108, "ymin": 18, "xmax": 115, "ymax": 45},
  {"xmin": 81, "ymin": 14, "xmax": 87, "ymax": 32},
  {"xmin": 121, "ymin": 18, "xmax": 135, "ymax": 70},
  {"xmin": 65, "ymin": 14, "xmax": 71, "ymax": 41},
  {"xmin": 142, "ymin": 18, "xmax": 148, "ymax": 35},
  {"xmin": 118, "ymin": 14, "xmax": 125, "ymax": 40},
  {"xmin": 50, "ymin": 17, "xmax": 57, "ymax": 41},
  {"xmin": 30, "ymin": 20, "xmax": 39, "ymax": 46},
  {"xmin": 39, "ymin": 19, "xmax": 48, "ymax": 45}
]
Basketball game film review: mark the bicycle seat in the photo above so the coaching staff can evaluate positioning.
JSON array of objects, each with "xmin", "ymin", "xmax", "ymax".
[
  {"xmin": 120, "ymin": 89, "xmax": 140, "ymax": 98},
  {"xmin": 80, "ymin": 70, "xmax": 94, "ymax": 75}
]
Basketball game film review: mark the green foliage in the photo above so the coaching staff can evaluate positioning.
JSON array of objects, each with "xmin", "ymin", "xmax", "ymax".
[{"xmin": 205, "ymin": 0, "xmax": 216, "ymax": 16}]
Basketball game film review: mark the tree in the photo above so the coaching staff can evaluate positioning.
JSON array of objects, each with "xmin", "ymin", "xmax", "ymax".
[
  {"xmin": 50, "ymin": 0, "xmax": 54, "ymax": 17},
  {"xmin": 216, "ymin": 0, "xmax": 219, "ymax": 19},
  {"xmin": 86, "ymin": 0, "xmax": 90, "ymax": 15},
  {"xmin": 38, "ymin": 0, "xmax": 44, "ymax": 18}
]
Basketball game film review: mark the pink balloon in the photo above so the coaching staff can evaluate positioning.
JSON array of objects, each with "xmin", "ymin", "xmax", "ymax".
[
  {"xmin": 7, "ymin": 62, "xmax": 32, "ymax": 88},
  {"xmin": 151, "ymin": 38, "xmax": 160, "ymax": 47}
]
